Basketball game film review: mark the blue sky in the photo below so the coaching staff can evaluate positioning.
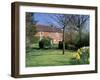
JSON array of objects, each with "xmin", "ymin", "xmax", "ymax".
[
  {"xmin": 34, "ymin": 13, "xmax": 50, "ymax": 25},
  {"xmin": 33, "ymin": 13, "xmax": 90, "ymax": 32},
  {"xmin": 34, "ymin": 13, "xmax": 60, "ymax": 27}
]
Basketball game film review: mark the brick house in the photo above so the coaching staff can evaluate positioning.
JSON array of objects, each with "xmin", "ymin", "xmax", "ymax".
[{"xmin": 35, "ymin": 24, "xmax": 63, "ymax": 44}]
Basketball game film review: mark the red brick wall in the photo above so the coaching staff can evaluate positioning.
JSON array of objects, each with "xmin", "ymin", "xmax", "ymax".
[{"xmin": 35, "ymin": 32, "xmax": 62, "ymax": 44}]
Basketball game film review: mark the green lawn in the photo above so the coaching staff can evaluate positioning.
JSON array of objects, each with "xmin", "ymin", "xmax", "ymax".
[{"xmin": 26, "ymin": 48, "xmax": 77, "ymax": 67}]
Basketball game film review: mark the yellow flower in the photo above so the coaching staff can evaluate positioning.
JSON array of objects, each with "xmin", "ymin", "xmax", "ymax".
[
  {"xmin": 78, "ymin": 49, "xmax": 80, "ymax": 53},
  {"xmin": 76, "ymin": 53, "xmax": 80, "ymax": 60},
  {"xmin": 78, "ymin": 49, "xmax": 82, "ymax": 55}
]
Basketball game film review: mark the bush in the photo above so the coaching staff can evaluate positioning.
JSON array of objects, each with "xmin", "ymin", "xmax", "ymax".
[
  {"xmin": 58, "ymin": 41, "xmax": 77, "ymax": 50},
  {"xmin": 39, "ymin": 40, "xmax": 44, "ymax": 48},
  {"xmin": 75, "ymin": 40, "xmax": 89, "ymax": 49},
  {"xmin": 32, "ymin": 36, "xmax": 40, "ymax": 43},
  {"xmin": 58, "ymin": 41, "xmax": 68, "ymax": 49},
  {"xmin": 74, "ymin": 33, "xmax": 89, "ymax": 49},
  {"xmin": 58, "ymin": 41, "xmax": 63, "ymax": 49},
  {"xmin": 70, "ymin": 47, "xmax": 89, "ymax": 64},
  {"xmin": 39, "ymin": 37, "xmax": 52, "ymax": 49},
  {"xmin": 67, "ymin": 44, "xmax": 77, "ymax": 50}
]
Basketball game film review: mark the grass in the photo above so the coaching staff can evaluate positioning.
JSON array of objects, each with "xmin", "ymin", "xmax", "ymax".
[{"xmin": 26, "ymin": 47, "xmax": 77, "ymax": 67}]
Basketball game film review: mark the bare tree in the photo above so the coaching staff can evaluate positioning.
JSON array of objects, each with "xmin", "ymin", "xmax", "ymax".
[
  {"xmin": 48, "ymin": 14, "xmax": 71, "ymax": 54},
  {"xmin": 48, "ymin": 14, "xmax": 89, "ymax": 54},
  {"xmin": 67, "ymin": 15, "xmax": 89, "ymax": 47}
]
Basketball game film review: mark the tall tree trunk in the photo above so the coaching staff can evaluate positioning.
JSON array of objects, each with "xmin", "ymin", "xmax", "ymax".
[
  {"xmin": 79, "ymin": 26, "xmax": 82, "ymax": 47},
  {"xmin": 63, "ymin": 27, "xmax": 65, "ymax": 55}
]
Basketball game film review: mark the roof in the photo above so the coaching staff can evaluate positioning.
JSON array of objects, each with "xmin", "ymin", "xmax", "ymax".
[{"xmin": 35, "ymin": 24, "xmax": 62, "ymax": 33}]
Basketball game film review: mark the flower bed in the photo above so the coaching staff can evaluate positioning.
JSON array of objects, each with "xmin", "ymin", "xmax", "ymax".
[{"xmin": 70, "ymin": 47, "xmax": 89, "ymax": 65}]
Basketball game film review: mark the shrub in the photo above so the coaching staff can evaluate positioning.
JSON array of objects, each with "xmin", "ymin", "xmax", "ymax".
[
  {"xmin": 58, "ymin": 41, "xmax": 63, "ymax": 49},
  {"xmin": 39, "ymin": 37, "xmax": 52, "ymax": 49},
  {"xmin": 67, "ymin": 44, "xmax": 77, "ymax": 50},
  {"xmin": 26, "ymin": 36, "xmax": 40, "ymax": 48},
  {"xmin": 75, "ymin": 40, "xmax": 89, "ymax": 49},
  {"xmin": 70, "ymin": 47, "xmax": 89, "ymax": 64},
  {"xmin": 58, "ymin": 41, "xmax": 68, "ymax": 49},
  {"xmin": 32, "ymin": 36, "xmax": 40, "ymax": 43},
  {"xmin": 58, "ymin": 41, "xmax": 77, "ymax": 50},
  {"xmin": 74, "ymin": 33, "xmax": 89, "ymax": 49},
  {"xmin": 39, "ymin": 40, "xmax": 44, "ymax": 48}
]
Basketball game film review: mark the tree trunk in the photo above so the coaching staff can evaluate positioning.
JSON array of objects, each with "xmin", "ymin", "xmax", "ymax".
[
  {"xmin": 63, "ymin": 27, "xmax": 65, "ymax": 55},
  {"xmin": 79, "ymin": 26, "xmax": 82, "ymax": 47}
]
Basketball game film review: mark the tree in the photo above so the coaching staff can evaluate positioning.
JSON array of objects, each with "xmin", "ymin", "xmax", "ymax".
[
  {"xmin": 48, "ymin": 14, "xmax": 89, "ymax": 54},
  {"xmin": 26, "ymin": 12, "xmax": 37, "ymax": 46},
  {"xmin": 67, "ymin": 15, "xmax": 89, "ymax": 48},
  {"xmin": 48, "ymin": 14, "xmax": 71, "ymax": 54}
]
